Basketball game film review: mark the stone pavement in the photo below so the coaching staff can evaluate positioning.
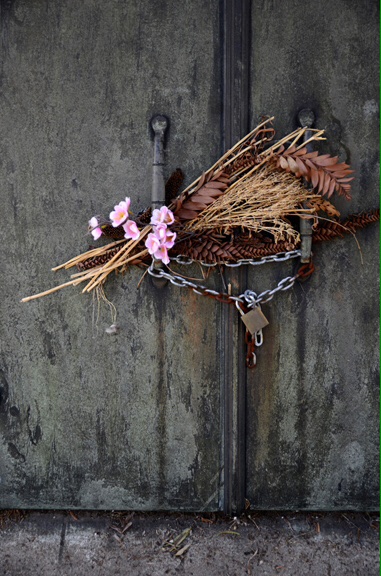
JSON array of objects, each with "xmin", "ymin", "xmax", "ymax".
[{"xmin": 0, "ymin": 511, "xmax": 379, "ymax": 575}]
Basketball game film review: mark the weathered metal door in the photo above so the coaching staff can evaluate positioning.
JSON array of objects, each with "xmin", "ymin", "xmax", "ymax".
[{"xmin": 0, "ymin": 0, "xmax": 378, "ymax": 512}]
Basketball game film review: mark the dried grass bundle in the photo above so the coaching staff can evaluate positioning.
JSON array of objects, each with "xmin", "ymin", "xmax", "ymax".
[
  {"xmin": 185, "ymin": 164, "xmax": 317, "ymax": 244},
  {"xmin": 21, "ymin": 116, "xmax": 368, "ymax": 304}
]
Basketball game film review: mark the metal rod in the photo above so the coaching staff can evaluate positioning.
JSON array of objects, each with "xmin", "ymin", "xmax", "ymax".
[
  {"xmin": 151, "ymin": 115, "xmax": 168, "ymax": 209},
  {"xmin": 297, "ymin": 109, "xmax": 315, "ymax": 263},
  {"xmin": 150, "ymin": 115, "xmax": 169, "ymax": 287}
]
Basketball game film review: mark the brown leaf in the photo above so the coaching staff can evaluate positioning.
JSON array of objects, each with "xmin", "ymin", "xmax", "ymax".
[
  {"xmin": 196, "ymin": 187, "xmax": 225, "ymax": 197},
  {"xmin": 279, "ymin": 156, "xmax": 289, "ymax": 170},
  {"xmin": 287, "ymin": 156, "xmax": 299, "ymax": 173},
  {"xmin": 328, "ymin": 178, "xmax": 336, "ymax": 198},
  {"xmin": 304, "ymin": 158, "xmax": 318, "ymax": 170},
  {"xmin": 330, "ymin": 162, "xmax": 351, "ymax": 171},
  {"xmin": 318, "ymin": 170, "xmax": 325, "ymax": 194},
  {"xmin": 211, "ymin": 168, "xmax": 225, "ymax": 180},
  {"xmin": 329, "ymin": 170, "xmax": 354, "ymax": 178},
  {"xmin": 293, "ymin": 147, "xmax": 308, "ymax": 157},
  {"xmin": 313, "ymin": 154, "xmax": 339, "ymax": 166},
  {"xmin": 303, "ymin": 151, "xmax": 319, "ymax": 159},
  {"xmin": 284, "ymin": 145, "xmax": 297, "ymax": 155},
  {"xmin": 194, "ymin": 172, "xmax": 207, "ymax": 193},
  {"xmin": 322, "ymin": 172, "xmax": 331, "ymax": 195},
  {"xmin": 295, "ymin": 157, "xmax": 309, "ymax": 176},
  {"xmin": 204, "ymin": 181, "xmax": 229, "ymax": 189},
  {"xmin": 310, "ymin": 168, "xmax": 319, "ymax": 189},
  {"xmin": 165, "ymin": 168, "xmax": 185, "ymax": 203},
  {"xmin": 182, "ymin": 201, "xmax": 210, "ymax": 210},
  {"xmin": 175, "ymin": 209, "xmax": 199, "ymax": 219},
  {"xmin": 190, "ymin": 195, "xmax": 218, "ymax": 204}
]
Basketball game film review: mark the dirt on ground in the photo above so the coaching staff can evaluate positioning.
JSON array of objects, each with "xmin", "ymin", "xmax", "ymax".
[{"xmin": 0, "ymin": 510, "xmax": 379, "ymax": 575}]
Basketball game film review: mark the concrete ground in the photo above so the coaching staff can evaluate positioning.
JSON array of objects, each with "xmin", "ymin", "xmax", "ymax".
[{"xmin": 0, "ymin": 510, "xmax": 379, "ymax": 575}]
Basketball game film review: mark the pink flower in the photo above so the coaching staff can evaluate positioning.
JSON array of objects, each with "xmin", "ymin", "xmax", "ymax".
[
  {"xmin": 145, "ymin": 232, "xmax": 161, "ymax": 255},
  {"xmin": 122, "ymin": 220, "xmax": 140, "ymax": 241},
  {"xmin": 150, "ymin": 206, "xmax": 175, "ymax": 227},
  {"xmin": 154, "ymin": 226, "xmax": 177, "ymax": 248},
  {"xmin": 88, "ymin": 217, "xmax": 103, "ymax": 240},
  {"xmin": 154, "ymin": 223, "xmax": 168, "ymax": 241},
  {"xmin": 162, "ymin": 230, "xmax": 176, "ymax": 249},
  {"xmin": 110, "ymin": 197, "xmax": 131, "ymax": 227},
  {"xmin": 145, "ymin": 207, "xmax": 176, "ymax": 264},
  {"xmin": 154, "ymin": 245, "xmax": 170, "ymax": 265}
]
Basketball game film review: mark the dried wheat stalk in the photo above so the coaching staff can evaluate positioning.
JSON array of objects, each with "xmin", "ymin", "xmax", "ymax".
[
  {"xmin": 21, "ymin": 117, "xmax": 365, "ymax": 303},
  {"xmin": 183, "ymin": 165, "xmax": 318, "ymax": 244}
]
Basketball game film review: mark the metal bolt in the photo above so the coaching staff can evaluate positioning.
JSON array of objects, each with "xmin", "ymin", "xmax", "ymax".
[{"xmin": 297, "ymin": 108, "xmax": 315, "ymax": 129}]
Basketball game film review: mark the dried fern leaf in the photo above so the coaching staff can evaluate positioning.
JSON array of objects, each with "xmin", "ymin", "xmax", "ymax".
[
  {"xmin": 77, "ymin": 245, "xmax": 125, "ymax": 271},
  {"xmin": 306, "ymin": 197, "xmax": 341, "ymax": 218},
  {"xmin": 171, "ymin": 231, "xmax": 297, "ymax": 264},
  {"xmin": 275, "ymin": 146, "xmax": 354, "ymax": 199},
  {"xmin": 312, "ymin": 209, "xmax": 379, "ymax": 242},
  {"xmin": 173, "ymin": 169, "xmax": 231, "ymax": 221}
]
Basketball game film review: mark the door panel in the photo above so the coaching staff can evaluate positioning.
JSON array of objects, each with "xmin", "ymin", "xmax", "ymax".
[
  {"xmin": 0, "ymin": 0, "xmax": 223, "ymax": 510},
  {"xmin": 246, "ymin": 0, "xmax": 379, "ymax": 510}
]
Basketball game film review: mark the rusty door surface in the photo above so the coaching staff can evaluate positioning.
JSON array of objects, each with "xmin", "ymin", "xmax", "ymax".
[{"xmin": 0, "ymin": 0, "xmax": 379, "ymax": 512}]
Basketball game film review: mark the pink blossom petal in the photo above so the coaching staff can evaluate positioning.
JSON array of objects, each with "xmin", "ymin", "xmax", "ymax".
[
  {"xmin": 89, "ymin": 216, "xmax": 99, "ymax": 229},
  {"xmin": 110, "ymin": 197, "xmax": 131, "ymax": 227},
  {"xmin": 154, "ymin": 223, "xmax": 168, "ymax": 240},
  {"xmin": 154, "ymin": 245, "xmax": 170, "ymax": 265},
  {"xmin": 162, "ymin": 207, "xmax": 175, "ymax": 225},
  {"xmin": 150, "ymin": 208, "xmax": 165, "ymax": 227},
  {"xmin": 88, "ymin": 217, "xmax": 103, "ymax": 240},
  {"xmin": 150, "ymin": 206, "xmax": 175, "ymax": 226},
  {"xmin": 163, "ymin": 230, "xmax": 176, "ymax": 249},
  {"xmin": 91, "ymin": 227, "xmax": 103, "ymax": 240},
  {"xmin": 123, "ymin": 219, "xmax": 140, "ymax": 240},
  {"xmin": 145, "ymin": 232, "xmax": 161, "ymax": 255}
]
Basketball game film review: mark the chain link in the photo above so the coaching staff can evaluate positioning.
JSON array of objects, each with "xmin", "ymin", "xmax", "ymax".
[
  {"xmin": 149, "ymin": 251, "xmax": 314, "ymax": 370},
  {"xmin": 242, "ymin": 275, "xmax": 298, "ymax": 307},
  {"xmin": 148, "ymin": 252, "xmax": 310, "ymax": 307},
  {"xmin": 148, "ymin": 265, "xmax": 244, "ymax": 303}
]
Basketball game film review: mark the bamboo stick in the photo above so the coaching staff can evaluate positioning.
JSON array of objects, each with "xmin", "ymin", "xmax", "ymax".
[
  {"xmin": 171, "ymin": 116, "xmax": 276, "ymax": 201},
  {"xmin": 82, "ymin": 248, "xmax": 149, "ymax": 293},
  {"xmin": 51, "ymin": 239, "xmax": 127, "ymax": 271},
  {"xmin": 21, "ymin": 274, "xmax": 93, "ymax": 303},
  {"xmin": 82, "ymin": 228, "xmax": 151, "ymax": 292}
]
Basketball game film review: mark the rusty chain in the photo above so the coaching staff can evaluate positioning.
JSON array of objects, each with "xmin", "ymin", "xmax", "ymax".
[
  {"xmin": 148, "ymin": 255, "xmax": 314, "ymax": 369},
  {"xmin": 148, "ymin": 255, "xmax": 314, "ymax": 306}
]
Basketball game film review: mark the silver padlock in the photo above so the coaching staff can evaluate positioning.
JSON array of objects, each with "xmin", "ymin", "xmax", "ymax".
[{"xmin": 236, "ymin": 302, "xmax": 269, "ymax": 336}]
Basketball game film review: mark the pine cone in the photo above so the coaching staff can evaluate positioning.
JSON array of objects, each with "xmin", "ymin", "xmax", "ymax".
[
  {"xmin": 136, "ymin": 206, "xmax": 152, "ymax": 226},
  {"xmin": 77, "ymin": 246, "xmax": 123, "ymax": 271},
  {"xmin": 99, "ymin": 224, "xmax": 125, "ymax": 240}
]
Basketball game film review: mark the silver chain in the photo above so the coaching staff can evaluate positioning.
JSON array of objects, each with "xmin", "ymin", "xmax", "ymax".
[
  {"xmin": 148, "ymin": 250, "xmax": 301, "ymax": 306},
  {"xmin": 148, "ymin": 265, "xmax": 244, "ymax": 303},
  {"xmin": 243, "ymin": 275, "xmax": 298, "ymax": 307}
]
